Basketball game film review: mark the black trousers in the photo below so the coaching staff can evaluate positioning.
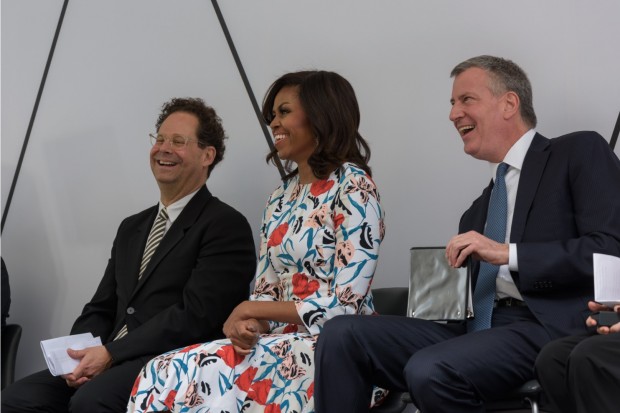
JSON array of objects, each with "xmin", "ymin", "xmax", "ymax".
[
  {"xmin": 1, "ymin": 357, "xmax": 148, "ymax": 413},
  {"xmin": 535, "ymin": 333, "xmax": 620, "ymax": 413},
  {"xmin": 314, "ymin": 307, "xmax": 553, "ymax": 413}
]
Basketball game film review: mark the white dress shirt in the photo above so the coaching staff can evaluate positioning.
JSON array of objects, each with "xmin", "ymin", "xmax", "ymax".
[{"xmin": 489, "ymin": 129, "xmax": 536, "ymax": 300}]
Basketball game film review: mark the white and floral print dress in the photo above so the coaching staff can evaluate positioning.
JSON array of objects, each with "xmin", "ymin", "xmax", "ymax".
[{"xmin": 127, "ymin": 162, "xmax": 385, "ymax": 413}]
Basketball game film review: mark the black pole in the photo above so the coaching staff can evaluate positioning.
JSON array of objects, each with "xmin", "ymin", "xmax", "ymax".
[
  {"xmin": 610, "ymin": 111, "xmax": 620, "ymax": 150},
  {"xmin": 210, "ymin": 0, "xmax": 285, "ymax": 180},
  {"xmin": 2, "ymin": 0, "xmax": 70, "ymax": 233}
]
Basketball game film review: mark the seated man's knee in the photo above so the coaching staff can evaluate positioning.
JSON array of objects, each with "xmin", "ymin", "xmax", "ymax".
[
  {"xmin": 566, "ymin": 336, "xmax": 601, "ymax": 375},
  {"xmin": 69, "ymin": 381, "xmax": 117, "ymax": 413},
  {"xmin": 69, "ymin": 385, "xmax": 99, "ymax": 413},
  {"xmin": 319, "ymin": 315, "xmax": 360, "ymax": 345},
  {"xmin": 404, "ymin": 352, "xmax": 451, "ymax": 395}
]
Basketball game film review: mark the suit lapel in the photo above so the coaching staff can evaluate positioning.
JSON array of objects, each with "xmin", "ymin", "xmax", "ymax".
[
  {"xmin": 510, "ymin": 133, "xmax": 550, "ymax": 242},
  {"xmin": 131, "ymin": 186, "xmax": 212, "ymax": 297}
]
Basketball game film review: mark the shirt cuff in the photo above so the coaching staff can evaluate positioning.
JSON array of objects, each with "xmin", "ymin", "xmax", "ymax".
[{"xmin": 508, "ymin": 243, "xmax": 519, "ymax": 271}]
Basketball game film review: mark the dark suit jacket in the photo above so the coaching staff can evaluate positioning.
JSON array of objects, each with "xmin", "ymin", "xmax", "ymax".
[
  {"xmin": 460, "ymin": 132, "xmax": 620, "ymax": 338},
  {"xmin": 70, "ymin": 186, "xmax": 256, "ymax": 363}
]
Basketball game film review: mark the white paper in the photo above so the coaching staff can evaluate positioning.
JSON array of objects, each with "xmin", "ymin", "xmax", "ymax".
[
  {"xmin": 593, "ymin": 253, "xmax": 620, "ymax": 306},
  {"xmin": 40, "ymin": 333, "xmax": 102, "ymax": 376}
]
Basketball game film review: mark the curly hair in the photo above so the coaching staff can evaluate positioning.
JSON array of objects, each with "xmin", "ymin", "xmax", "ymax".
[
  {"xmin": 155, "ymin": 97, "xmax": 227, "ymax": 175},
  {"xmin": 451, "ymin": 55, "xmax": 537, "ymax": 129},
  {"xmin": 262, "ymin": 71, "xmax": 371, "ymax": 180}
]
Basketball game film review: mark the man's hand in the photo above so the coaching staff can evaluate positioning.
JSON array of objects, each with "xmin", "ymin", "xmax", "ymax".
[
  {"xmin": 62, "ymin": 345, "xmax": 113, "ymax": 388},
  {"xmin": 446, "ymin": 231, "xmax": 509, "ymax": 268},
  {"xmin": 586, "ymin": 301, "xmax": 620, "ymax": 334}
]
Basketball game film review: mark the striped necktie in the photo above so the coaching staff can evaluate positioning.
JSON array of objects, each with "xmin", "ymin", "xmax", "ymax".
[
  {"xmin": 139, "ymin": 208, "xmax": 169, "ymax": 279},
  {"xmin": 114, "ymin": 207, "xmax": 168, "ymax": 340},
  {"xmin": 468, "ymin": 163, "xmax": 509, "ymax": 332}
]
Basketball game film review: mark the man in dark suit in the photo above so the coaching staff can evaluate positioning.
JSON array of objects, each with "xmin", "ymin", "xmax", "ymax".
[
  {"xmin": 314, "ymin": 56, "xmax": 620, "ymax": 412},
  {"xmin": 1, "ymin": 98, "xmax": 257, "ymax": 412},
  {"xmin": 535, "ymin": 301, "xmax": 620, "ymax": 413}
]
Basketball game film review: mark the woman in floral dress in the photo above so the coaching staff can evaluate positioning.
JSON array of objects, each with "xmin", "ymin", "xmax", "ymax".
[{"xmin": 127, "ymin": 70, "xmax": 385, "ymax": 413}]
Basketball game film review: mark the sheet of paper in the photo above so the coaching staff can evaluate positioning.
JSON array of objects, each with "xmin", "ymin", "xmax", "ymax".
[
  {"xmin": 593, "ymin": 253, "xmax": 620, "ymax": 307},
  {"xmin": 40, "ymin": 333, "xmax": 102, "ymax": 376}
]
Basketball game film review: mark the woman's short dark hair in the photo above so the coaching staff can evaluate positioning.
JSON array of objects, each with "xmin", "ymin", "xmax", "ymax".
[
  {"xmin": 262, "ymin": 71, "xmax": 372, "ymax": 180},
  {"xmin": 156, "ymin": 97, "xmax": 227, "ymax": 175}
]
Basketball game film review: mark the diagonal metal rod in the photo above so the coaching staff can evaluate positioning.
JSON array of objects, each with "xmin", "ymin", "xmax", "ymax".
[
  {"xmin": 210, "ymin": 0, "xmax": 285, "ymax": 180},
  {"xmin": 610, "ymin": 110, "xmax": 620, "ymax": 150},
  {"xmin": 2, "ymin": 0, "xmax": 70, "ymax": 233}
]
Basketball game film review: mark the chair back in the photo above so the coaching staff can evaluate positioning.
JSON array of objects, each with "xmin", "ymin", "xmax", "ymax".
[{"xmin": 2, "ymin": 323, "xmax": 23, "ymax": 389}]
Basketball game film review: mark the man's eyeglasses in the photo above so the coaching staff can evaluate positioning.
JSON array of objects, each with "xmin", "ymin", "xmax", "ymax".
[{"xmin": 149, "ymin": 133, "xmax": 199, "ymax": 148}]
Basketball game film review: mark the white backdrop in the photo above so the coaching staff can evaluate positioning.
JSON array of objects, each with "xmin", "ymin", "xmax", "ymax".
[{"xmin": 2, "ymin": 0, "xmax": 620, "ymax": 380}]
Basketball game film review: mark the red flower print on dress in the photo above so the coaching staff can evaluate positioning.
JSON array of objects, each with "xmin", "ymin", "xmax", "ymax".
[
  {"xmin": 164, "ymin": 389, "xmax": 177, "ymax": 410},
  {"xmin": 336, "ymin": 240, "xmax": 355, "ymax": 267},
  {"xmin": 265, "ymin": 403, "xmax": 282, "ymax": 413},
  {"xmin": 267, "ymin": 223, "xmax": 289, "ymax": 247},
  {"xmin": 333, "ymin": 213, "xmax": 345, "ymax": 228},
  {"xmin": 305, "ymin": 205, "xmax": 330, "ymax": 228},
  {"xmin": 216, "ymin": 345, "xmax": 245, "ymax": 368},
  {"xmin": 310, "ymin": 179, "xmax": 334, "ymax": 196},
  {"xmin": 307, "ymin": 382, "xmax": 315, "ymax": 399},
  {"xmin": 283, "ymin": 323, "xmax": 299, "ymax": 334},
  {"xmin": 130, "ymin": 375, "xmax": 140, "ymax": 396},
  {"xmin": 184, "ymin": 380, "xmax": 204, "ymax": 407},
  {"xmin": 235, "ymin": 366, "xmax": 258, "ymax": 392},
  {"xmin": 247, "ymin": 378, "xmax": 273, "ymax": 405},
  {"xmin": 178, "ymin": 343, "xmax": 202, "ymax": 353},
  {"xmin": 292, "ymin": 273, "xmax": 320, "ymax": 299}
]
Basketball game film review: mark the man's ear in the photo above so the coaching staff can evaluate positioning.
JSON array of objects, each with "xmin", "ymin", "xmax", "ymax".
[
  {"xmin": 202, "ymin": 146, "xmax": 216, "ymax": 167},
  {"xmin": 503, "ymin": 91, "xmax": 520, "ymax": 120}
]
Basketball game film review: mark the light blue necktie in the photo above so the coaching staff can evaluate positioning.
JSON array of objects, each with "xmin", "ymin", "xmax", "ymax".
[{"xmin": 468, "ymin": 162, "xmax": 509, "ymax": 332}]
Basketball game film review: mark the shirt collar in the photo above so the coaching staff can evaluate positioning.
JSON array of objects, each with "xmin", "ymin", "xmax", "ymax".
[
  {"xmin": 489, "ymin": 129, "xmax": 536, "ymax": 180},
  {"xmin": 157, "ymin": 186, "xmax": 202, "ymax": 224}
]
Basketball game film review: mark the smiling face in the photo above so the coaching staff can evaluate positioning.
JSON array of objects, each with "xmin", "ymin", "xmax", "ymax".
[
  {"xmin": 449, "ymin": 67, "xmax": 513, "ymax": 162},
  {"xmin": 150, "ymin": 111, "xmax": 215, "ymax": 204},
  {"xmin": 269, "ymin": 86, "xmax": 316, "ymax": 166}
]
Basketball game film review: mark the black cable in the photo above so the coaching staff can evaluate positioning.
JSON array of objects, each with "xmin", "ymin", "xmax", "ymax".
[
  {"xmin": 610, "ymin": 110, "xmax": 620, "ymax": 150},
  {"xmin": 210, "ymin": 0, "xmax": 285, "ymax": 180},
  {"xmin": 2, "ymin": 0, "xmax": 70, "ymax": 233}
]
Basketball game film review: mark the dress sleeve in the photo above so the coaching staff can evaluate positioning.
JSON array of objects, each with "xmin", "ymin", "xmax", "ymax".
[
  {"xmin": 250, "ymin": 188, "xmax": 286, "ymax": 332},
  {"xmin": 297, "ymin": 171, "xmax": 384, "ymax": 335}
]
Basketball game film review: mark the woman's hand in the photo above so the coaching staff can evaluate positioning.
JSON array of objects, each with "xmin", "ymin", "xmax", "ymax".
[
  {"xmin": 227, "ymin": 318, "xmax": 263, "ymax": 355},
  {"xmin": 222, "ymin": 300, "xmax": 300, "ymax": 354},
  {"xmin": 223, "ymin": 302, "xmax": 269, "ymax": 354}
]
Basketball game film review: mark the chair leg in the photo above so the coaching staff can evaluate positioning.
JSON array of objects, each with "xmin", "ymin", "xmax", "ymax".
[{"xmin": 525, "ymin": 397, "xmax": 539, "ymax": 413}]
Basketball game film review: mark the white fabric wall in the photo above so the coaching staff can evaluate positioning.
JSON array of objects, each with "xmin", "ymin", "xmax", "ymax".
[{"xmin": 2, "ymin": 0, "xmax": 620, "ymax": 379}]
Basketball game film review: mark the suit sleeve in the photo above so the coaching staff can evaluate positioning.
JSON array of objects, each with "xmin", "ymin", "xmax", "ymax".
[{"xmin": 517, "ymin": 134, "xmax": 620, "ymax": 292}]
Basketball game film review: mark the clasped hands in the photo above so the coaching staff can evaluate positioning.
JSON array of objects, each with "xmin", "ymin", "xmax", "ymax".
[
  {"xmin": 62, "ymin": 345, "xmax": 113, "ymax": 388},
  {"xmin": 223, "ymin": 301, "xmax": 268, "ymax": 356},
  {"xmin": 445, "ymin": 230, "xmax": 509, "ymax": 268}
]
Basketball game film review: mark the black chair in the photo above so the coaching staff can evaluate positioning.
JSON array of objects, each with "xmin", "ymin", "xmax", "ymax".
[
  {"xmin": 370, "ymin": 287, "xmax": 545, "ymax": 413},
  {"xmin": 2, "ymin": 323, "xmax": 23, "ymax": 389},
  {"xmin": 371, "ymin": 287, "xmax": 409, "ymax": 413}
]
